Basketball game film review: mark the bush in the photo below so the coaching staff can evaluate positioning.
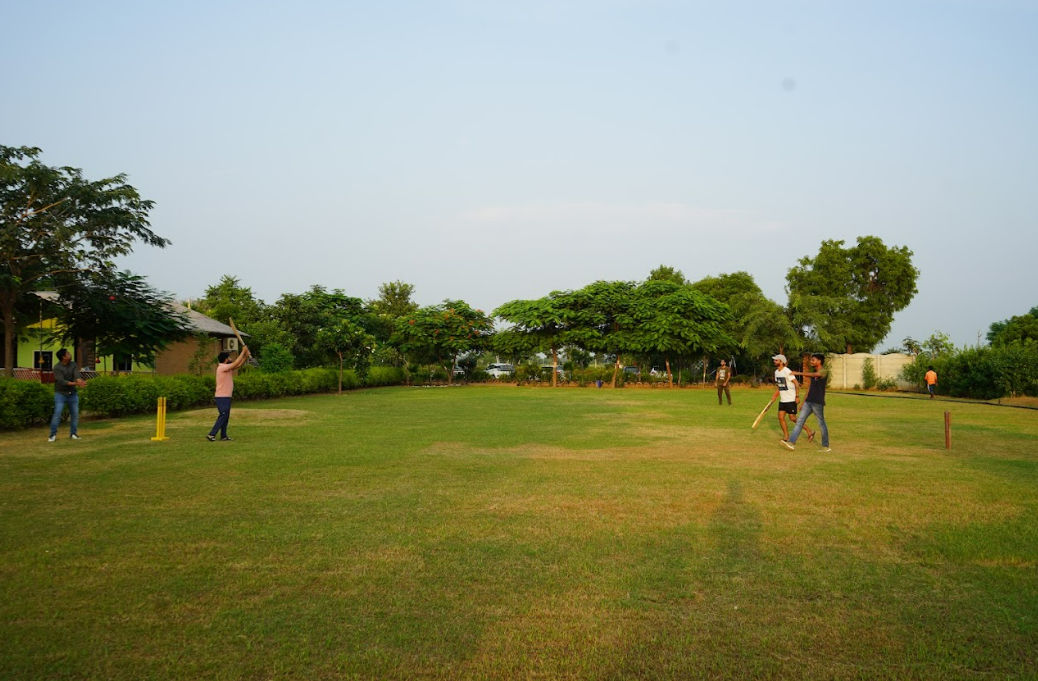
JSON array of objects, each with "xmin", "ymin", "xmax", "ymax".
[
  {"xmin": 259, "ymin": 342, "xmax": 295, "ymax": 373},
  {"xmin": 900, "ymin": 343, "xmax": 1038, "ymax": 399},
  {"xmin": 365, "ymin": 366, "xmax": 405, "ymax": 387},
  {"xmin": 861, "ymin": 357, "xmax": 878, "ymax": 390},
  {"xmin": 0, "ymin": 378, "xmax": 54, "ymax": 429}
]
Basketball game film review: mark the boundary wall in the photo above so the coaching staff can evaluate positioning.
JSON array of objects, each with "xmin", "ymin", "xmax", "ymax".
[{"xmin": 826, "ymin": 352, "xmax": 914, "ymax": 390}]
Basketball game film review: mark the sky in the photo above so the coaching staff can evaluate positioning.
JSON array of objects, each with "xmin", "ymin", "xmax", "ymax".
[{"xmin": 4, "ymin": 0, "xmax": 1036, "ymax": 350}]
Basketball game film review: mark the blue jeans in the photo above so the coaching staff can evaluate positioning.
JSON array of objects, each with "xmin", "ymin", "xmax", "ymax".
[
  {"xmin": 50, "ymin": 392, "xmax": 79, "ymax": 437},
  {"xmin": 209, "ymin": 397, "xmax": 232, "ymax": 438},
  {"xmin": 788, "ymin": 401, "xmax": 828, "ymax": 447}
]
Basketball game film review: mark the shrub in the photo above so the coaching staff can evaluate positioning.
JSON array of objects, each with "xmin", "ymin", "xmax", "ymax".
[
  {"xmin": 861, "ymin": 357, "xmax": 878, "ymax": 390},
  {"xmin": 259, "ymin": 342, "xmax": 295, "ymax": 373},
  {"xmin": 0, "ymin": 378, "xmax": 54, "ymax": 429},
  {"xmin": 365, "ymin": 366, "xmax": 405, "ymax": 387}
]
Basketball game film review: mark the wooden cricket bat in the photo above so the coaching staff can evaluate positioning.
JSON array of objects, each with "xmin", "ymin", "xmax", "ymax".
[
  {"xmin": 751, "ymin": 396, "xmax": 776, "ymax": 430},
  {"xmin": 228, "ymin": 318, "xmax": 247, "ymax": 351}
]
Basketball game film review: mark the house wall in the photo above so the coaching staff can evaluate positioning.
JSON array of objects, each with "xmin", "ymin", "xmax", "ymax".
[
  {"xmin": 826, "ymin": 353, "xmax": 914, "ymax": 390},
  {"xmin": 154, "ymin": 336, "xmax": 223, "ymax": 375}
]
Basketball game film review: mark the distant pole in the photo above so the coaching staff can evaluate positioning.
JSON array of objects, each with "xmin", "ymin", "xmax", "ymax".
[{"xmin": 944, "ymin": 411, "xmax": 951, "ymax": 450}]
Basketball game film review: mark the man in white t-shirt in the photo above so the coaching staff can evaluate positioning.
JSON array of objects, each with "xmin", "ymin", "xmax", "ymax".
[{"xmin": 772, "ymin": 354, "xmax": 812, "ymax": 445}]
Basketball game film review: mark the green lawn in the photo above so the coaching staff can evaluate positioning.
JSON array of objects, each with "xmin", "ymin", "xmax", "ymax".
[{"xmin": 2, "ymin": 386, "xmax": 1036, "ymax": 680}]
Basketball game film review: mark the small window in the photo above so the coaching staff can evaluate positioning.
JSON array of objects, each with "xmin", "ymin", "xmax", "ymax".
[{"xmin": 114, "ymin": 354, "xmax": 134, "ymax": 372}]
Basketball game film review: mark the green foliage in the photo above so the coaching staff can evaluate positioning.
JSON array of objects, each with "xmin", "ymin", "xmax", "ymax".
[
  {"xmin": 51, "ymin": 269, "xmax": 190, "ymax": 365},
  {"xmin": 922, "ymin": 331, "xmax": 955, "ymax": 357},
  {"xmin": 901, "ymin": 343, "xmax": 1038, "ymax": 399},
  {"xmin": 861, "ymin": 357, "xmax": 878, "ymax": 390},
  {"xmin": 693, "ymin": 271, "xmax": 800, "ymax": 362},
  {"xmin": 364, "ymin": 366, "xmax": 405, "ymax": 387},
  {"xmin": 987, "ymin": 306, "xmax": 1038, "ymax": 346},
  {"xmin": 395, "ymin": 300, "xmax": 493, "ymax": 382},
  {"xmin": 787, "ymin": 236, "xmax": 919, "ymax": 353},
  {"xmin": 258, "ymin": 342, "xmax": 295, "ymax": 373},
  {"xmin": 271, "ymin": 285, "xmax": 373, "ymax": 369},
  {"xmin": 647, "ymin": 265, "xmax": 687, "ymax": 285},
  {"xmin": 194, "ymin": 275, "xmax": 266, "ymax": 329},
  {"xmin": 1, "ymin": 145, "xmax": 167, "ymax": 375},
  {"xmin": 0, "ymin": 378, "xmax": 53, "ymax": 428}
]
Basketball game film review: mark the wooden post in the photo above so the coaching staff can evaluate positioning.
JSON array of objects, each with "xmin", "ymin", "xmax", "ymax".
[{"xmin": 944, "ymin": 411, "xmax": 951, "ymax": 450}]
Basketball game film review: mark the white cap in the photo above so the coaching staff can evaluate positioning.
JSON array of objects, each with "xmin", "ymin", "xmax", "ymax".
[{"xmin": 772, "ymin": 354, "xmax": 787, "ymax": 364}]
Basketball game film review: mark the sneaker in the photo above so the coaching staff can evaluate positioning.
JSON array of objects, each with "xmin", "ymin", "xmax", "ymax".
[
  {"xmin": 780, "ymin": 439, "xmax": 795, "ymax": 451},
  {"xmin": 220, "ymin": 436, "xmax": 233, "ymax": 441},
  {"xmin": 821, "ymin": 447, "xmax": 832, "ymax": 452},
  {"xmin": 70, "ymin": 434, "xmax": 80, "ymax": 440},
  {"xmin": 48, "ymin": 435, "xmax": 56, "ymax": 442},
  {"xmin": 206, "ymin": 434, "xmax": 216, "ymax": 442}
]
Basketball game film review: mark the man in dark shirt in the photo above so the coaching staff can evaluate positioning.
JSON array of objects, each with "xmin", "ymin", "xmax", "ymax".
[
  {"xmin": 781, "ymin": 353, "xmax": 831, "ymax": 452},
  {"xmin": 49, "ymin": 348, "xmax": 86, "ymax": 442}
]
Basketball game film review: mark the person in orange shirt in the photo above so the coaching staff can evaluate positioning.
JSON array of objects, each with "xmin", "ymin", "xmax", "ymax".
[
  {"xmin": 925, "ymin": 366, "xmax": 937, "ymax": 399},
  {"xmin": 207, "ymin": 346, "xmax": 250, "ymax": 441}
]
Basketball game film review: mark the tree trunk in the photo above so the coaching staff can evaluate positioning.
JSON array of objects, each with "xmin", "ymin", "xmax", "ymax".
[
  {"xmin": 1, "ymin": 296, "xmax": 15, "ymax": 377},
  {"xmin": 611, "ymin": 355, "xmax": 621, "ymax": 388},
  {"xmin": 551, "ymin": 346, "xmax": 559, "ymax": 387},
  {"xmin": 665, "ymin": 357, "xmax": 673, "ymax": 387},
  {"xmin": 702, "ymin": 355, "xmax": 707, "ymax": 384},
  {"xmin": 338, "ymin": 351, "xmax": 344, "ymax": 393}
]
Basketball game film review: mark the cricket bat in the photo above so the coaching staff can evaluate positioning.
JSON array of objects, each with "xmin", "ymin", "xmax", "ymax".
[
  {"xmin": 751, "ymin": 396, "xmax": 776, "ymax": 430},
  {"xmin": 228, "ymin": 318, "xmax": 247, "ymax": 351}
]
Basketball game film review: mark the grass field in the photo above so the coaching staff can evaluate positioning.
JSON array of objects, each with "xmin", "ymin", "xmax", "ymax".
[{"xmin": 2, "ymin": 385, "xmax": 1036, "ymax": 680}]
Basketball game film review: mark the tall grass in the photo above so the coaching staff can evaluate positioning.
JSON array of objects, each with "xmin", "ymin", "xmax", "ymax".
[{"xmin": 1, "ymin": 386, "xmax": 1035, "ymax": 680}]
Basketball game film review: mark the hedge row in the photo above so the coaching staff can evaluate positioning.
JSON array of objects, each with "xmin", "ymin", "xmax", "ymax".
[
  {"xmin": 0, "ymin": 378, "xmax": 54, "ymax": 429},
  {"xmin": 0, "ymin": 366, "xmax": 407, "ymax": 429},
  {"xmin": 901, "ymin": 342, "xmax": 1038, "ymax": 399}
]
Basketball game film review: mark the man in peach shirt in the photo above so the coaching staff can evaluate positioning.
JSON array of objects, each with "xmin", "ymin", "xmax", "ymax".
[{"xmin": 207, "ymin": 346, "xmax": 250, "ymax": 441}]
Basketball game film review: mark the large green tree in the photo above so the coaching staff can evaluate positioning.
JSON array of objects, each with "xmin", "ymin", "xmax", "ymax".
[
  {"xmin": 1, "ymin": 145, "xmax": 167, "ymax": 375},
  {"xmin": 626, "ymin": 279, "xmax": 731, "ymax": 385},
  {"xmin": 987, "ymin": 306, "xmax": 1038, "ymax": 346},
  {"xmin": 786, "ymin": 236, "xmax": 918, "ymax": 353},
  {"xmin": 692, "ymin": 271, "xmax": 799, "ymax": 361},
  {"xmin": 493, "ymin": 294, "xmax": 568, "ymax": 386},
  {"xmin": 270, "ymin": 285, "xmax": 372, "ymax": 368},
  {"xmin": 394, "ymin": 300, "xmax": 493, "ymax": 384}
]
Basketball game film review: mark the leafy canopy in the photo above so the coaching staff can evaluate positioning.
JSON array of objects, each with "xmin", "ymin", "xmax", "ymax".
[
  {"xmin": 1, "ymin": 145, "xmax": 168, "ymax": 374},
  {"xmin": 786, "ymin": 236, "xmax": 918, "ymax": 353}
]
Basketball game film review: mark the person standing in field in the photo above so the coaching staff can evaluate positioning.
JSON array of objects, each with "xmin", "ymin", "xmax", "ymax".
[
  {"xmin": 715, "ymin": 359, "xmax": 732, "ymax": 405},
  {"xmin": 773, "ymin": 354, "xmax": 812, "ymax": 445},
  {"xmin": 48, "ymin": 348, "xmax": 87, "ymax": 442},
  {"xmin": 207, "ymin": 346, "xmax": 250, "ymax": 442},
  {"xmin": 783, "ymin": 353, "xmax": 831, "ymax": 452},
  {"xmin": 925, "ymin": 366, "xmax": 938, "ymax": 399}
]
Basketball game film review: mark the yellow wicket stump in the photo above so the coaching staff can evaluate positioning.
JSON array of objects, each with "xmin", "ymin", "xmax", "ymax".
[{"xmin": 151, "ymin": 396, "xmax": 170, "ymax": 441}]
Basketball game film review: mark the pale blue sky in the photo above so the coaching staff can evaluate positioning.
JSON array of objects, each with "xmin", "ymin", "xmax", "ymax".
[{"xmin": 4, "ymin": 0, "xmax": 1036, "ymax": 349}]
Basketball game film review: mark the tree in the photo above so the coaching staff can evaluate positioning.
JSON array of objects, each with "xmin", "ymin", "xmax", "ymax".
[
  {"xmin": 988, "ymin": 307, "xmax": 1038, "ymax": 346},
  {"xmin": 369, "ymin": 281, "xmax": 419, "ymax": 318},
  {"xmin": 786, "ymin": 236, "xmax": 918, "ymax": 353},
  {"xmin": 395, "ymin": 300, "xmax": 493, "ymax": 384},
  {"xmin": 1, "ymin": 145, "xmax": 167, "ymax": 375},
  {"xmin": 493, "ymin": 294, "xmax": 568, "ymax": 387},
  {"xmin": 626, "ymin": 279, "xmax": 731, "ymax": 385},
  {"xmin": 270, "ymin": 285, "xmax": 372, "ymax": 368},
  {"xmin": 315, "ymin": 319, "xmax": 375, "ymax": 393},
  {"xmin": 558, "ymin": 281, "xmax": 636, "ymax": 387},
  {"xmin": 52, "ymin": 270, "xmax": 189, "ymax": 367},
  {"xmin": 194, "ymin": 275, "xmax": 266, "ymax": 327},
  {"xmin": 692, "ymin": 271, "xmax": 799, "ymax": 361},
  {"xmin": 647, "ymin": 265, "xmax": 687, "ymax": 285}
]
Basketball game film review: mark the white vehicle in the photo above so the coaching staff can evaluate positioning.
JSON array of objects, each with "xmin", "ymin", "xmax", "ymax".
[{"xmin": 486, "ymin": 363, "xmax": 515, "ymax": 378}]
